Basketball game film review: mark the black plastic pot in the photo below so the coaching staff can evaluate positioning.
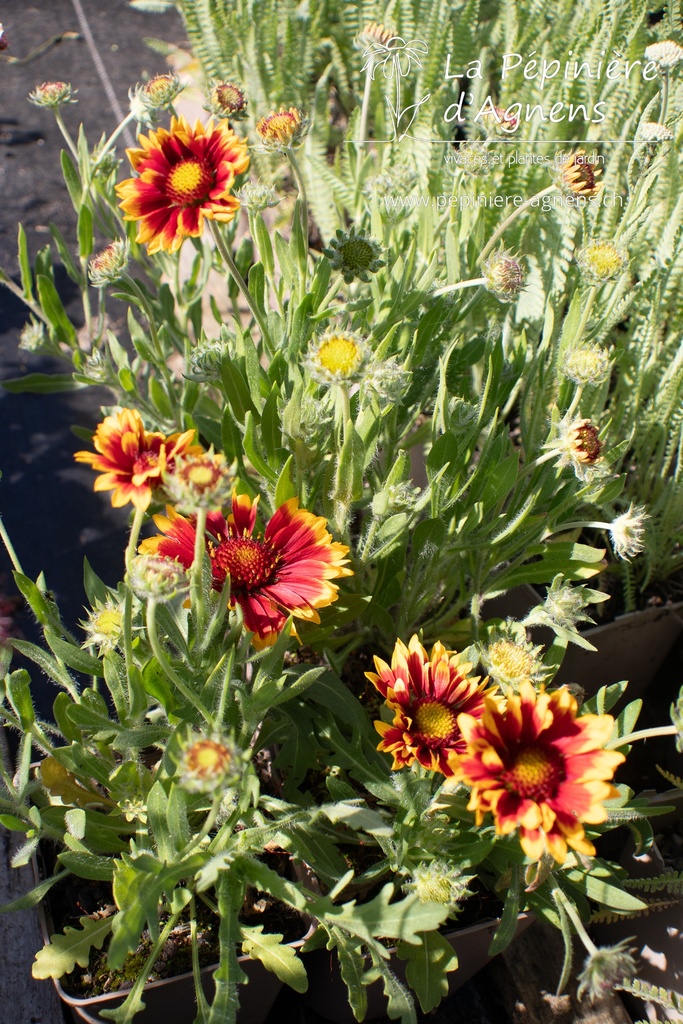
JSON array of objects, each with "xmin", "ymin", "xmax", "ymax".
[{"xmin": 301, "ymin": 912, "xmax": 534, "ymax": 1023}]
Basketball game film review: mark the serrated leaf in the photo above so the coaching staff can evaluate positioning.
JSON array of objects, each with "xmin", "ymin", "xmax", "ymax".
[
  {"xmin": 397, "ymin": 930, "xmax": 458, "ymax": 1014},
  {"xmin": 32, "ymin": 916, "xmax": 113, "ymax": 979},
  {"xmin": 241, "ymin": 925, "xmax": 308, "ymax": 992},
  {"xmin": 315, "ymin": 885, "xmax": 450, "ymax": 945}
]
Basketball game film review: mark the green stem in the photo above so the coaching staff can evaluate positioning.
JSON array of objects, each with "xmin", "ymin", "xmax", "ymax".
[
  {"xmin": 94, "ymin": 112, "xmax": 136, "ymax": 166},
  {"xmin": 208, "ymin": 219, "xmax": 272, "ymax": 349},
  {"xmin": 191, "ymin": 507, "xmax": 208, "ymax": 638},
  {"xmin": 478, "ymin": 185, "xmax": 557, "ymax": 266},
  {"xmin": 433, "ymin": 277, "xmax": 486, "ymax": 297},
  {"xmin": 54, "ymin": 108, "xmax": 79, "ymax": 161},
  {"xmin": 553, "ymin": 887, "xmax": 597, "ymax": 956},
  {"xmin": 573, "ymin": 289, "xmax": 597, "ymax": 346},
  {"xmin": 607, "ymin": 725, "xmax": 677, "ymax": 749},
  {"xmin": 123, "ymin": 507, "xmax": 145, "ymax": 697},
  {"xmin": 660, "ymin": 71, "xmax": 670, "ymax": 124},
  {"xmin": 147, "ymin": 600, "xmax": 215, "ymax": 727},
  {"xmin": 359, "ymin": 64, "xmax": 374, "ymax": 145},
  {"xmin": 339, "ymin": 384, "xmax": 351, "ymax": 445},
  {"xmin": 287, "ymin": 149, "xmax": 309, "ymax": 289},
  {"xmin": 0, "ymin": 276, "xmax": 50, "ymax": 325},
  {"xmin": 0, "ymin": 517, "xmax": 25, "ymax": 574}
]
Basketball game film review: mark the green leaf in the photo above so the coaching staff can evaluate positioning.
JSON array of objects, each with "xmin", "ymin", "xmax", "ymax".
[
  {"xmin": 60, "ymin": 149, "xmax": 82, "ymax": 209},
  {"xmin": 149, "ymin": 376, "xmax": 175, "ymax": 420},
  {"xmin": 32, "ymin": 916, "xmax": 113, "ymax": 979},
  {"xmin": 36, "ymin": 273, "xmax": 76, "ymax": 345},
  {"xmin": 6, "ymin": 669, "xmax": 35, "ymax": 729},
  {"xmin": 488, "ymin": 865, "xmax": 521, "ymax": 956},
  {"xmin": 397, "ymin": 930, "xmax": 458, "ymax": 1012},
  {"xmin": 2, "ymin": 373, "xmax": 78, "ymax": 394},
  {"xmin": 57, "ymin": 851, "xmax": 115, "ymax": 881},
  {"xmin": 241, "ymin": 925, "xmax": 308, "ymax": 992},
  {"xmin": 83, "ymin": 558, "xmax": 111, "ymax": 607},
  {"xmin": 568, "ymin": 868, "xmax": 648, "ymax": 912},
  {"xmin": 315, "ymin": 885, "xmax": 450, "ymax": 946},
  {"xmin": 0, "ymin": 814, "xmax": 28, "ymax": 832},
  {"xmin": 487, "ymin": 542, "xmax": 605, "ymax": 594},
  {"xmin": 0, "ymin": 869, "xmax": 69, "ymax": 915},
  {"xmin": 44, "ymin": 628, "xmax": 104, "ymax": 677},
  {"xmin": 274, "ymin": 454, "xmax": 297, "ymax": 506},
  {"xmin": 77, "ymin": 204, "xmax": 93, "ymax": 259},
  {"xmin": 17, "ymin": 224, "xmax": 33, "ymax": 299}
]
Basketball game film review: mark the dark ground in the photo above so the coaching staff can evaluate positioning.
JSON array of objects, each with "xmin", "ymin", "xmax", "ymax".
[{"xmin": 0, "ymin": 3, "xmax": 676, "ymax": 1022}]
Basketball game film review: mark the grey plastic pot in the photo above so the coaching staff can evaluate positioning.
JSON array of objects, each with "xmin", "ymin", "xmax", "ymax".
[
  {"xmin": 301, "ymin": 912, "xmax": 534, "ymax": 1023},
  {"xmin": 33, "ymin": 860, "xmax": 314, "ymax": 1024},
  {"xmin": 592, "ymin": 789, "xmax": 683, "ymax": 1024},
  {"xmin": 484, "ymin": 586, "xmax": 683, "ymax": 703}
]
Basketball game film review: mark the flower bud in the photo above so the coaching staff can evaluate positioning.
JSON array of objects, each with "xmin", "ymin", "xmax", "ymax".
[
  {"xmin": 323, "ymin": 226, "xmax": 386, "ymax": 284},
  {"xmin": 255, "ymin": 106, "xmax": 311, "ymax": 150},
  {"xmin": 19, "ymin": 321, "xmax": 49, "ymax": 353},
  {"xmin": 554, "ymin": 150, "xmax": 602, "ymax": 198},
  {"xmin": 479, "ymin": 105, "xmax": 519, "ymax": 137},
  {"xmin": 81, "ymin": 347, "xmax": 113, "ymax": 384},
  {"xmin": 577, "ymin": 941, "xmax": 637, "ymax": 1004},
  {"xmin": 186, "ymin": 335, "xmax": 232, "ymax": 382},
  {"xmin": 576, "ymin": 241, "xmax": 627, "ymax": 285},
  {"xmin": 127, "ymin": 554, "xmax": 190, "ymax": 603},
  {"xmin": 178, "ymin": 733, "xmax": 244, "ymax": 794},
  {"xmin": 608, "ymin": 504, "xmax": 649, "ymax": 560},
  {"xmin": 163, "ymin": 451, "xmax": 234, "ymax": 513},
  {"xmin": 205, "ymin": 80, "xmax": 248, "ymax": 120},
  {"xmin": 88, "ymin": 240, "xmax": 130, "ymax": 287},
  {"xmin": 363, "ymin": 358, "xmax": 411, "ymax": 403},
  {"xmin": 404, "ymin": 862, "xmax": 474, "ymax": 915},
  {"xmin": 234, "ymin": 180, "xmax": 281, "ymax": 212},
  {"xmin": 355, "ymin": 22, "xmax": 394, "ymax": 50},
  {"xmin": 29, "ymin": 81, "xmax": 77, "ymax": 108},
  {"xmin": 482, "ymin": 248, "xmax": 526, "ymax": 302},
  {"xmin": 131, "ymin": 73, "xmax": 182, "ymax": 121},
  {"xmin": 0, "ymin": 24, "xmax": 9, "ymax": 51},
  {"xmin": 644, "ymin": 40, "xmax": 683, "ymax": 71},
  {"xmin": 81, "ymin": 600, "xmax": 124, "ymax": 654},
  {"xmin": 638, "ymin": 121, "xmax": 674, "ymax": 142},
  {"xmin": 480, "ymin": 633, "xmax": 545, "ymax": 691},
  {"xmin": 304, "ymin": 329, "xmax": 370, "ymax": 386},
  {"xmin": 562, "ymin": 345, "xmax": 613, "ymax": 387}
]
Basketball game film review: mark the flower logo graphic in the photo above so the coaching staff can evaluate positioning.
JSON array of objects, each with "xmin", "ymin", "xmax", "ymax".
[{"xmin": 361, "ymin": 35, "xmax": 431, "ymax": 141}]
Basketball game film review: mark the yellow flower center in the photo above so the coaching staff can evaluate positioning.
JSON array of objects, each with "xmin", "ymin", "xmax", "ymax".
[
  {"xmin": 258, "ymin": 110, "xmax": 300, "ymax": 143},
  {"xmin": 581, "ymin": 244, "xmax": 624, "ymax": 279},
  {"xmin": 504, "ymin": 744, "xmax": 564, "ymax": 801},
  {"xmin": 414, "ymin": 700, "xmax": 457, "ymax": 742},
  {"xmin": 488, "ymin": 641, "xmax": 534, "ymax": 682},
  {"xmin": 188, "ymin": 464, "xmax": 216, "ymax": 487},
  {"xmin": 316, "ymin": 336, "xmax": 362, "ymax": 377},
  {"xmin": 213, "ymin": 537, "xmax": 278, "ymax": 591},
  {"xmin": 94, "ymin": 609, "xmax": 122, "ymax": 636},
  {"xmin": 185, "ymin": 739, "xmax": 232, "ymax": 778},
  {"xmin": 166, "ymin": 158, "xmax": 214, "ymax": 205}
]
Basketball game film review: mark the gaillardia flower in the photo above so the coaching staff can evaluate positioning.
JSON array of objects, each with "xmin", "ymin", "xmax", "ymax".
[
  {"xmin": 366, "ymin": 635, "xmax": 495, "ymax": 776},
  {"xmin": 457, "ymin": 682, "xmax": 624, "ymax": 863},
  {"xmin": 554, "ymin": 150, "xmax": 603, "ymax": 199},
  {"xmin": 305, "ymin": 329, "xmax": 371, "ymax": 386},
  {"xmin": 74, "ymin": 407, "xmax": 202, "ymax": 510},
  {"xmin": 140, "ymin": 492, "xmax": 352, "ymax": 647},
  {"xmin": 205, "ymin": 80, "xmax": 248, "ymax": 120},
  {"xmin": 116, "ymin": 115, "xmax": 249, "ymax": 254},
  {"xmin": 576, "ymin": 241, "xmax": 628, "ymax": 285},
  {"xmin": 255, "ymin": 107, "xmax": 311, "ymax": 150},
  {"xmin": 482, "ymin": 248, "xmax": 526, "ymax": 302}
]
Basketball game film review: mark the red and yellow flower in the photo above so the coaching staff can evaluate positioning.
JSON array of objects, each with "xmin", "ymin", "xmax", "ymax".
[
  {"xmin": 139, "ymin": 492, "xmax": 352, "ymax": 647},
  {"xmin": 457, "ymin": 681, "xmax": 624, "ymax": 863},
  {"xmin": 116, "ymin": 115, "xmax": 249, "ymax": 254},
  {"xmin": 74, "ymin": 408, "xmax": 201, "ymax": 511},
  {"xmin": 366, "ymin": 635, "xmax": 495, "ymax": 776}
]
